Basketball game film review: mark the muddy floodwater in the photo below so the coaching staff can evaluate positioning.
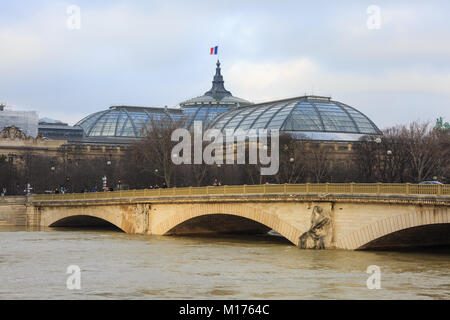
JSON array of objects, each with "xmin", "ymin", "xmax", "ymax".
[{"xmin": 0, "ymin": 226, "xmax": 449, "ymax": 299}]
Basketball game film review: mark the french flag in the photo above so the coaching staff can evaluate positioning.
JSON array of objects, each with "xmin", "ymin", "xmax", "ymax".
[{"xmin": 210, "ymin": 46, "xmax": 218, "ymax": 55}]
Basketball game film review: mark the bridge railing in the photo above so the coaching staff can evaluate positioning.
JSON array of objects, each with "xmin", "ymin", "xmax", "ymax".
[{"xmin": 32, "ymin": 183, "xmax": 449, "ymax": 202}]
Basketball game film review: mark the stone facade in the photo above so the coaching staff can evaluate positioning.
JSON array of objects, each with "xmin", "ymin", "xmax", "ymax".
[{"xmin": 0, "ymin": 126, "xmax": 126, "ymax": 167}]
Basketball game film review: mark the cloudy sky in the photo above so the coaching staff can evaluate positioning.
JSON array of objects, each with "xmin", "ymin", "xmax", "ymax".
[{"xmin": 1, "ymin": 0, "xmax": 449, "ymax": 129}]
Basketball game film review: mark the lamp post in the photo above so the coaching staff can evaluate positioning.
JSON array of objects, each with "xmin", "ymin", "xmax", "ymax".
[
  {"xmin": 105, "ymin": 158, "xmax": 113, "ymax": 191},
  {"xmin": 51, "ymin": 166, "xmax": 55, "ymax": 192},
  {"xmin": 288, "ymin": 157, "xmax": 295, "ymax": 183},
  {"xmin": 61, "ymin": 151, "xmax": 70, "ymax": 194},
  {"xmin": 8, "ymin": 154, "xmax": 14, "ymax": 195},
  {"xmin": 153, "ymin": 169, "xmax": 159, "ymax": 187},
  {"xmin": 386, "ymin": 150, "xmax": 394, "ymax": 182},
  {"xmin": 373, "ymin": 137, "xmax": 382, "ymax": 182}
]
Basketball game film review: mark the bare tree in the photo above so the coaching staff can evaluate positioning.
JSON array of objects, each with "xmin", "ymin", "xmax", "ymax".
[
  {"xmin": 128, "ymin": 116, "xmax": 185, "ymax": 187},
  {"xmin": 275, "ymin": 135, "xmax": 308, "ymax": 184},
  {"xmin": 307, "ymin": 143, "xmax": 331, "ymax": 183},
  {"xmin": 353, "ymin": 121, "xmax": 448, "ymax": 183},
  {"xmin": 403, "ymin": 122, "xmax": 441, "ymax": 182}
]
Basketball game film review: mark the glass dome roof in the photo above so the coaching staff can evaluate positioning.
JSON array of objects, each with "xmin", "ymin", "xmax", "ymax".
[
  {"xmin": 75, "ymin": 106, "xmax": 183, "ymax": 138},
  {"xmin": 180, "ymin": 60, "xmax": 252, "ymax": 129},
  {"xmin": 182, "ymin": 104, "xmax": 234, "ymax": 130},
  {"xmin": 208, "ymin": 96, "xmax": 381, "ymax": 141}
]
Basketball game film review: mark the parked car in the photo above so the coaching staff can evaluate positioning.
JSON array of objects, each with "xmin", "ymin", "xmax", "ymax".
[{"xmin": 419, "ymin": 181, "xmax": 443, "ymax": 185}]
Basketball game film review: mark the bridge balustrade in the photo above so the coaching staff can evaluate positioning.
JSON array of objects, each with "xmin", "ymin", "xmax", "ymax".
[{"xmin": 31, "ymin": 183, "xmax": 449, "ymax": 202}]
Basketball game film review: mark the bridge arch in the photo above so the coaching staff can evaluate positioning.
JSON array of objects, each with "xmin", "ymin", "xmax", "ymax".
[
  {"xmin": 42, "ymin": 206, "xmax": 127, "ymax": 233},
  {"xmin": 337, "ymin": 207, "xmax": 450, "ymax": 250},
  {"xmin": 49, "ymin": 215, "xmax": 125, "ymax": 231},
  {"xmin": 152, "ymin": 203, "xmax": 302, "ymax": 245}
]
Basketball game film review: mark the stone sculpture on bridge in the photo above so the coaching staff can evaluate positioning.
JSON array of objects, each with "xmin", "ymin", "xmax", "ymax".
[{"xmin": 299, "ymin": 206, "xmax": 333, "ymax": 249}]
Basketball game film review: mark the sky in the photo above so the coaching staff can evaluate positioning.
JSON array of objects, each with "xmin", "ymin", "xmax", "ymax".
[{"xmin": 0, "ymin": 0, "xmax": 449, "ymax": 129}]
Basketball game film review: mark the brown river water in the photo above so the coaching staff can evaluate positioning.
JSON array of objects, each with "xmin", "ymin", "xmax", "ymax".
[{"xmin": 0, "ymin": 226, "xmax": 449, "ymax": 300}]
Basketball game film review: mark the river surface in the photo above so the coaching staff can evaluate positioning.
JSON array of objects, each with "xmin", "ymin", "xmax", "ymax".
[{"xmin": 0, "ymin": 226, "xmax": 449, "ymax": 300}]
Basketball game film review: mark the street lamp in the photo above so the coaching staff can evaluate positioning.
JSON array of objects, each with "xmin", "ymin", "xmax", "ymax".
[
  {"xmin": 154, "ymin": 169, "xmax": 159, "ymax": 186},
  {"xmin": 50, "ymin": 166, "xmax": 55, "ymax": 192},
  {"xmin": 8, "ymin": 155, "xmax": 14, "ymax": 195},
  {"xmin": 385, "ymin": 150, "xmax": 394, "ymax": 182},
  {"xmin": 375, "ymin": 137, "xmax": 382, "ymax": 144},
  {"xmin": 289, "ymin": 157, "xmax": 295, "ymax": 163}
]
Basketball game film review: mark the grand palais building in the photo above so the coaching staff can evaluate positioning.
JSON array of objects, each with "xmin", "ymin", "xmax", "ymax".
[{"xmin": 0, "ymin": 61, "xmax": 381, "ymax": 162}]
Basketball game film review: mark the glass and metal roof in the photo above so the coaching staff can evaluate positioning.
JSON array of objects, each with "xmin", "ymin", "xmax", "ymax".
[
  {"xmin": 180, "ymin": 60, "xmax": 252, "ymax": 129},
  {"xmin": 75, "ymin": 106, "xmax": 183, "ymax": 138},
  {"xmin": 182, "ymin": 104, "xmax": 232, "ymax": 129},
  {"xmin": 208, "ymin": 96, "xmax": 381, "ymax": 141}
]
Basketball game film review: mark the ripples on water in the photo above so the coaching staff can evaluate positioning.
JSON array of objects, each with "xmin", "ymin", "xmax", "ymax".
[{"xmin": 0, "ymin": 226, "xmax": 449, "ymax": 300}]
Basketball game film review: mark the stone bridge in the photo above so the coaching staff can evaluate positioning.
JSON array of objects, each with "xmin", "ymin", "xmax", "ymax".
[{"xmin": 22, "ymin": 183, "xmax": 450, "ymax": 250}]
